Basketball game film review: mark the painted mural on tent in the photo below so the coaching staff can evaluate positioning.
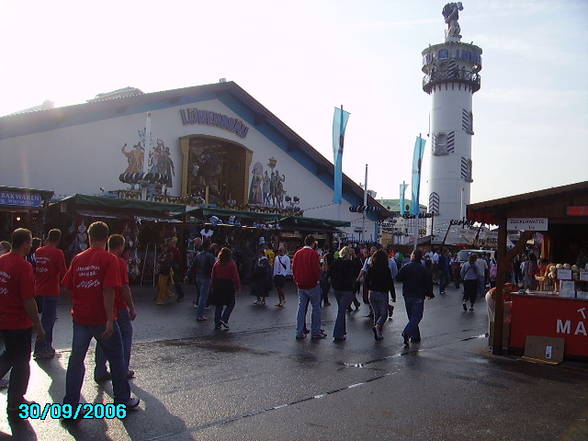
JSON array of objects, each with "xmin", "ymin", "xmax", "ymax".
[
  {"xmin": 119, "ymin": 127, "xmax": 175, "ymax": 194},
  {"xmin": 248, "ymin": 157, "xmax": 291, "ymax": 209}
]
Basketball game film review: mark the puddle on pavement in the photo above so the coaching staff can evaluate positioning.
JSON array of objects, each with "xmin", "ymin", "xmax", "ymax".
[{"xmin": 158, "ymin": 339, "xmax": 273, "ymax": 356}]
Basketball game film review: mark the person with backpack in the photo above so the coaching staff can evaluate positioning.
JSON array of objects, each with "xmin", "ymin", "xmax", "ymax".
[
  {"xmin": 273, "ymin": 247, "xmax": 290, "ymax": 307},
  {"xmin": 365, "ymin": 250, "xmax": 396, "ymax": 341},
  {"xmin": 251, "ymin": 254, "xmax": 273, "ymax": 306},
  {"xmin": 461, "ymin": 254, "xmax": 479, "ymax": 311}
]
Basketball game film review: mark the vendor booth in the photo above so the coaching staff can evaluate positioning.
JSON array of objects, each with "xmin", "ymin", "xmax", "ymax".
[
  {"xmin": 467, "ymin": 181, "xmax": 588, "ymax": 359},
  {"xmin": 0, "ymin": 185, "xmax": 53, "ymax": 240}
]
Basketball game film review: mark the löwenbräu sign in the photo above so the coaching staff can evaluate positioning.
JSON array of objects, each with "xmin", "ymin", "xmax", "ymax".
[{"xmin": 179, "ymin": 108, "xmax": 249, "ymax": 138}]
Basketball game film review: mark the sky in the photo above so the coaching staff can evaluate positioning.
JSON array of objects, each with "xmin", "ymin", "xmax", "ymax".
[{"xmin": 2, "ymin": 0, "xmax": 587, "ymax": 204}]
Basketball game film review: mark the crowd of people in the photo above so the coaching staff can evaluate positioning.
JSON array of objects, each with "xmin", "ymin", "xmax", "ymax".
[
  {"xmin": 4, "ymin": 222, "xmax": 508, "ymax": 422},
  {"xmin": 0, "ymin": 223, "xmax": 140, "ymax": 420}
]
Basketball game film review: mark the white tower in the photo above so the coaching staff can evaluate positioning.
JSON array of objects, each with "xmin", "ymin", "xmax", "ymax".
[{"xmin": 422, "ymin": 3, "xmax": 482, "ymax": 237}]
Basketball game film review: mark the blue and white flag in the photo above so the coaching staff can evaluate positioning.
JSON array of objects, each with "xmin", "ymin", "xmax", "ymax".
[
  {"xmin": 399, "ymin": 181, "xmax": 408, "ymax": 215},
  {"xmin": 332, "ymin": 106, "xmax": 350, "ymax": 204},
  {"xmin": 410, "ymin": 135, "xmax": 426, "ymax": 215}
]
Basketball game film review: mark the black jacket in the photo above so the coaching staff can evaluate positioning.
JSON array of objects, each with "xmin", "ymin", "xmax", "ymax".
[
  {"xmin": 330, "ymin": 258, "xmax": 362, "ymax": 291},
  {"xmin": 396, "ymin": 260, "xmax": 434, "ymax": 299},
  {"xmin": 365, "ymin": 265, "xmax": 396, "ymax": 301}
]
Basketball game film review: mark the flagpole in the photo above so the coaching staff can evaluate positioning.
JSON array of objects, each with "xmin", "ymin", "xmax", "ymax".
[
  {"xmin": 362, "ymin": 163, "xmax": 368, "ymax": 242},
  {"xmin": 337, "ymin": 105, "xmax": 344, "ymax": 221},
  {"xmin": 141, "ymin": 112, "xmax": 152, "ymax": 201}
]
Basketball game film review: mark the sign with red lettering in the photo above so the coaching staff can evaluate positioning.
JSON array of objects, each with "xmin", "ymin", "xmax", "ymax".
[
  {"xmin": 510, "ymin": 294, "xmax": 588, "ymax": 358},
  {"xmin": 567, "ymin": 206, "xmax": 588, "ymax": 216}
]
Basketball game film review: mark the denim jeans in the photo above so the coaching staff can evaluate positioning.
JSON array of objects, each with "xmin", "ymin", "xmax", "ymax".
[
  {"xmin": 333, "ymin": 290, "xmax": 354, "ymax": 338},
  {"xmin": 369, "ymin": 291, "xmax": 388, "ymax": 328},
  {"xmin": 95, "ymin": 308, "xmax": 133, "ymax": 376},
  {"xmin": 34, "ymin": 296, "xmax": 58, "ymax": 354},
  {"xmin": 0, "ymin": 328, "xmax": 32, "ymax": 407},
  {"xmin": 214, "ymin": 298, "xmax": 235, "ymax": 327},
  {"xmin": 196, "ymin": 277, "xmax": 211, "ymax": 319},
  {"xmin": 64, "ymin": 321, "xmax": 130, "ymax": 406},
  {"xmin": 296, "ymin": 285, "xmax": 322, "ymax": 337},
  {"xmin": 402, "ymin": 296, "xmax": 424, "ymax": 341}
]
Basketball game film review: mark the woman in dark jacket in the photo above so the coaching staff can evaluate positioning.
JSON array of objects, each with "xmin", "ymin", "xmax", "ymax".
[
  {"xmin": 365, "ymin": 249, "xmax": 396, "ymax": 341},
  {"xmin": 209, "ymin": 248, "xmax": 241, "ymax": 329},
  {"xmin": 330, "ymin": 246, "xmax": 362, "ymax": 341},
  {"xmin": 250, "ymin": 254, "xmax": 273, "ymax": 305}
]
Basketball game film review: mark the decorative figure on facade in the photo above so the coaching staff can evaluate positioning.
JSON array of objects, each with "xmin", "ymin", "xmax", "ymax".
[
  {"xmin": 248, "ymin": 162, "xmax": 264, "ymax": 205},
  {"xmin": 262, "ymin": 171, "xmax": 271, "ymax": 205},
  {"xmin": 442, "ymin": 2, "xmax": 463, "ymax": 41}
]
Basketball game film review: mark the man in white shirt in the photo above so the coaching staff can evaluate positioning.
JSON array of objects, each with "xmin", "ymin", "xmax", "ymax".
[{"xmin": 273, "ymin": 248, "xmax": 291, "ymax": 307}]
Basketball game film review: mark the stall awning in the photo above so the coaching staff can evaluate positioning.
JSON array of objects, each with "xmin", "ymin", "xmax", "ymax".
[
  {"xmin": 185, "ymin": 206, "xmax": 284, "ymax": 222},
  {"xmin": 278, "ymin": 216, "xmax": 350, "ymax": 229},
  {"xmin": 51, "ymin": 194, "xmax": 186, "ymax": 218},
  {"xmin": 467, "ymin": 181, "xmax": 588, "ymax": 226}
]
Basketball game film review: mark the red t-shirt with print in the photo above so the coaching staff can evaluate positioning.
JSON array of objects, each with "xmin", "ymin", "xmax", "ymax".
[
  {"xmin": 62, "ymin": 247, "xmax": 121, "ymax": 325},
  {"xmin": 114, "ymin": 255, "xmax": 129, "ymax": 311},
  {"xmin": 34, "ymin": 245, "xmax": 67, "ymax": 297},
  {"xmin": 0, "ymin": 252, "xmax": 35, "ymax": 330}
]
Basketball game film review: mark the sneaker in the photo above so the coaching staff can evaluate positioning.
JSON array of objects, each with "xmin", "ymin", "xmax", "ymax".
[
  {"xmin": 125, "ymin": 397, "xmax": 140, "ymax": 410},
  {"xmin": 7, "ymin": 398, "xmax": 35, "ymax": 413},
  {"xmin": 196, "ymin": 316, "xmax": 207, "ymax": 321},
  {"xmin": 127, "ymin": 370, "xmax": 135, "ymax": 379},
  {"xmin": 220, "ymin": 321, "xmax": 229, "ymax": 329},
  {"xmin": 469, "ymin": 307, "xmax": 474, "ymax": 312},
  {"xmin": 303, "ymin": 328, "xmax": 310, "ymax": 334},
  {"xmin": 94, "ymin": 372, "xmax": 112, "ymax": 383},
  {"xmin": 311, "ymin": 333, "xmax": 327, "ymax": 340},
  {"xmin": 295, "ymin": 334, "xmax": 306, "ymax": 340},
  {"xmin": 462, "ymin": 302, "xmax": 467, "ymax": 311},
  {"xmin": 275, "ymin": 303, "xmax": 283, "ymax": 307},
  {"xmin": 34, "ymin": 348, "xmax": 56, "ymax": 360}
]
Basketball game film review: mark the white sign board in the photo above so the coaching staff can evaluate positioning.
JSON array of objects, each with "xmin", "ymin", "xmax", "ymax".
[
  {"xmin": 507, "ymin": 218, "xmax": 548, "ymax": 231},
  {"xmin": 580, "ymin": 271, "xmax": 588, "ymax": 282},
  {"xmin": 557, "ymin": 269, "xmax": 572, "ymax": 280}
]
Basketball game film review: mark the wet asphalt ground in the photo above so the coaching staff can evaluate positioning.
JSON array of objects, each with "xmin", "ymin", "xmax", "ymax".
[{"xmin": 1, "ymin": 281, "xmax": 587, "ymax": 441}]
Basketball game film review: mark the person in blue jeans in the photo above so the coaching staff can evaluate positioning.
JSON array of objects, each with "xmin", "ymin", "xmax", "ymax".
[
  {"xmin": 62, "ymin": 221, "xmax": 139, "ymax": 418},
  {"xmin": 190, "ymin": 242, "xmax": 217, "ymax": 321},
  {"xmin": 365, "ymin": 250, "xmax": 396, "ymax": 341},
  {"xmin": 396, "ymin": 249, "xmax": 434, "ymax": 346},
  {"xmin": 292, "ymin": 235, "xmax": 325, "ymax": 340},
  {"xmin": 330, "ymin": 246, "xmax": 362, "ymax": 341},
  {"xmin": 95, "ymin": 234, "xmax": 137, "ymax": 382}
]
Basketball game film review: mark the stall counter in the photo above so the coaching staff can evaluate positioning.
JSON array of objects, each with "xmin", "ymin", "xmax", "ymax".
[{"xmin": 510, "ymin": 293, "xmax": 588, "ymax": 359}]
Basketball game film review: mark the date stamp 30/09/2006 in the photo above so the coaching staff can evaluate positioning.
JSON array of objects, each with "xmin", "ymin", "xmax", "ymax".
[{"xmin": 18, "ymin": 403, "xmax": 128, "ymax": 420}]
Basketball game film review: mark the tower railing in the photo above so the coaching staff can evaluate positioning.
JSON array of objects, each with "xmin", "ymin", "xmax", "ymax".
[{"xmin": 423, "ymin": 70, "xmax": 481, "ymax": 94}]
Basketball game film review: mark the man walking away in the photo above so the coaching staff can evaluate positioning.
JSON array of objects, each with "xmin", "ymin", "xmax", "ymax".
[
  {"xmin": 0, "ymin": 228, "xmax": 45, "ymax": 416},
  {"xmin": 33, "ymin": 228, "xmax": 67, "ymax": 360},
  {"xmin": 62, "ymin": 222, "xmax": 139, "ymax": 421},
  {"xmin": 95, "ymin": 234, "xmax": 137, "ymax": 382},
  {"xmin": 292, "ymin": 235, "xmax": 325, "ymax": 340},
  {"xmin": 191, "ymin": 241, "xmax": 217, "ymax": 321},
  {"xmin": 461, "ymin": 254, "xmax": 479, "ymax": 311},
  {"xmin": 396, "ymin": 249, "xmax": 434, "ymax": 346}
]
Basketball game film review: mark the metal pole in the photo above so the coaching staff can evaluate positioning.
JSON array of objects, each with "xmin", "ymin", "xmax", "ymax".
[
  {"xmin": 141, "ymin": 112, "xmax": 152, "ymax": 201},
  {"xmin": 492, "ymin": 217, "xmax": 507, "ymax": 354},
  {"xmin": 362, "ymin": 163, "xmax": 368, "ymax": 242}
]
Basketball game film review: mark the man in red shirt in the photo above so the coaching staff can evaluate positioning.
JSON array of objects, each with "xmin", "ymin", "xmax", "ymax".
[
  {"xmin": 33, "ymin": 228, "xmax": 67, "ymax": 360},
  {"xmin": 292, "ymin": 235, "xmax": 325, "ymax": 340},
  {"xmin": 0, "ymin": 228, "xmax": 45, "ymax": 415},
  {"xmin": 62, "ymin": 222, "xmax": 139, "ymax": 417},
  {"xmin": 94, "ymin": 234, "xmax": 137, "ymax": 382}
]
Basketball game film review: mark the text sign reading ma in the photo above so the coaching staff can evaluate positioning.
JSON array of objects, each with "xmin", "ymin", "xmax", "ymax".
[{"xmin": 507, "ymin": 218, "xmax": 548, "ymax": 231}]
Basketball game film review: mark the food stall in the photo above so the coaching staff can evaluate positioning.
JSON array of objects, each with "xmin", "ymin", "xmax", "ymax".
[{"xmin": 467, "ymin": 181, "xmax": 588, "ymax": 359}]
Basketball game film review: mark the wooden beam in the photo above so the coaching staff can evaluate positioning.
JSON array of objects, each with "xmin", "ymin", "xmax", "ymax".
[
  {"xmin": 287, "ymin": 140, "xmax": 298, "ymax": 152},
  {"xmin": 254, "ymin": 113, "xmax": 266, "ymax": 125}
]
